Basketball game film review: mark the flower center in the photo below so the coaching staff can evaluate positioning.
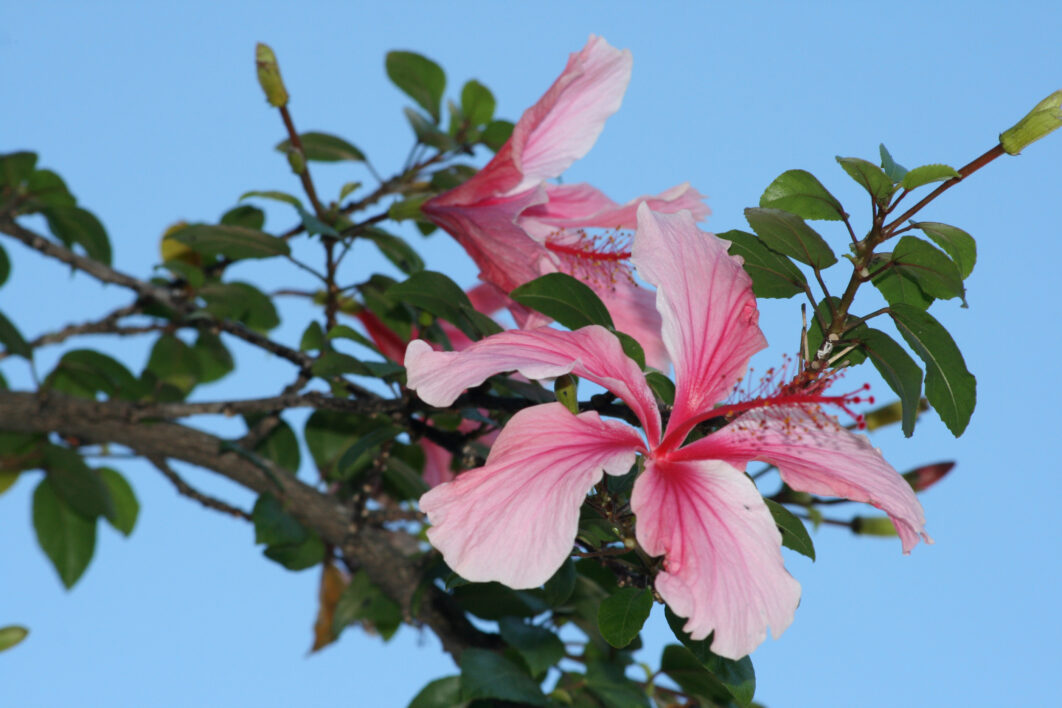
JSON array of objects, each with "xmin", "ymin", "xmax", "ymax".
[{"xmin": 542, "ymin": 227, "xmax": 634, "ymax": 290}]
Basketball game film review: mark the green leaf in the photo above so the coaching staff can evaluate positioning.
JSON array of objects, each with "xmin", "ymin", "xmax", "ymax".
[
  {"xmin": 98, "ymin": 467, "xmax": 139, "ymax": 536},
  {"xmin": 305, "ymin": 410, "xmax": 375, "ymax": 479},
  {"xmin": 597, "ymin": 587, "xmax": 653, "ymax": 648},
  {"xmin": 452, "ymin": 582, "xmax": 547, "ymax": 620},
  {"xmin": 263, "ymin": 535, "xmax": 325, "ymax": 571},
  {"xmin": 859, "ymin": 328, "xmax": 923, "ymax": 437},
  {"xmin": 913, "ymin": 222, "xmax": 976, "ymax": 279},
  {"xmin": 46, "ymin": 349, "xmax": 144, "ymax": 400},
  {"xmin": 743, "ymin": 208, "xmax": 836, "ymax": 269},
  {"xmin": 362, "ymin": 227, "xmax": 424, "ymax": 275},
  {"xmin": 170, "ymin": 224, "xmax": 290, "ymax": 260},
  {"xmin": 388, "ymin": 271, "xmax": 502, "ymax": 340},
  {"xmin": 33, "ymin": 479, "xmax": 96, "ymax": 588},
  {"xmin": 764, "ymin": 499, "xmax": 815, "ymax": 560},
  {"xmin": 403, "ymin": 107, "xmax": 454, "ymax": 150},
  {"xmin": 0, "ymin": 244, "xmax": 10, "ymax": 288},
  {"xmin": 511, "ymin": 272, "xmax": 614, "ymax": 330},
  {"xmin": 332, "ymin": 569, "xmax": 402, "ymax": 640},
  {"xmin": 889, "ymin": 304, "xmax": 976, "ymax": 436},
  {"xmin": 460, "ymin": 80, "xmax": 495, "ymax": 126},
  {"xmin": 482, "ymin": 120, "xmax": 514, "ymax": 151},
  {"xmin": 192, "ymin": 331, "xmax": 234, "ymax": 384},
  {"xmin": 25, "ymin": 169, "xmax": 76, "ymax": 208},
  {"xmin": 543, "ymin": 558, "xmax": 577, "ymax": 607},
  {"xmin": 646, "ymin": 371, "xmax": 676, "ymax": 406},
  {"xmin": 498, "ymin": 617, "xmax": 566, "ymax": 676},
  {"xmin": 239, "ymin": 189, "xmax": 303, "ymax": 209},
  {"xmin": 253, "ymin": 493, "xmax": 307, "ymax": 546},
  {"xmin": 145, "ymin": 334, "xmax": 200, "ymax": 397},
  {"xmin": 300, "ymin": 321, "xmax": 325, "ymax": 352},
  {"xmin": 836, "ymin": 156, "xmax": 895, "ymax": 205},
  {"xmin": 901, "ymin": 163, "xmax": 960, "ymax": 191},
  {"xmin": 660, "ymin": 644, "xmax": 736, "ymax": 705},
  {"xmin": 0, "ymin": 471, "xmax": 18, "ymax": 496},
  {"xmin": 758, "ymin": 169, "xmax": 845, "ymax": 220},
  {"xmin": 888, "ymin": 236, "xmax": 965, "ymax": 302},
  {"xmin": 871, "ymin": 260, "xmax": 934, "ymax": 310},
  {"xmin": 879, "ymin": 144, "xmax": 908, "ymax": 182},
  {"xmin": 0, "ymin": 151, "xmax": 37, "ymax": 187},
  {"xmin": 665, "ymin": 609, "xmax": 756, "ymax": 705},
  {"xmin": 0, "ymin": 625, "xmax": 29, "ymax": 653},
  {"xmin": 247, "ymin": 415, "xmax": 301, "ymax": 475},
  {"xmin": 311, "ymin": 351, "xmax": 372, "ymax": 378},
  {"xmin": 0, "ymin": 311, "xmax": 32, "ymax": 360},
  {"xmin": 386, "ymin": 51, "xmax": 447, "ymax": 123},
  {"xmin": 408, "ymin": 676, "xmax": 464, "ymax": 708},
  {"xmin": 459, "ymin": 649, "xmax": 548, "ymax": 706},
  {"xmin": 275, "ymin": 131, "xmax": 365, "ymax": 162},
  {"xmin": 43, "ymin": 446, "xmax": 114, "ymax": 521},
  {"xmin": 336, "ymin": 426, "xmax": 400, "ymax": 476},
  {"xmin": 220, "ymin": 204, "xmax": 265, "ymax": 230},
  {"xmin": 613, "ymin": 331, "xmax": 646, "ymax": 371},
  {"xmin": 41, "ymin": 206, "xmax": 112, "ymax": 265},
  {"xmin": 338, "ymin": 181, "xmax": 361, "ymax": 202},
  {"xmin": 720, "ymin": 229, "xmax": 808, "ymax": 298},
  {"xmin": 200, "ymin": 281, "xmax": 280, "ymax": 332}
]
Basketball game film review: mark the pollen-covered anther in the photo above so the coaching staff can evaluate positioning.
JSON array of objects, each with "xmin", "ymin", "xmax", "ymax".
[{"xmin": 543, "ymin": 227, "xmax": 634, "ymax": 289}]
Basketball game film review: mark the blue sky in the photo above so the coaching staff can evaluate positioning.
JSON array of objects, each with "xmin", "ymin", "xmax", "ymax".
[{"xmin": 1, "ymin": 2, "xmax": 1060, "ymax": 706}]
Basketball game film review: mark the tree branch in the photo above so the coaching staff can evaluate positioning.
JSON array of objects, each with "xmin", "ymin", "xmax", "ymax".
[{"xmin": 0, "ymin": 389, "xmax": 499, "ymax": 660}]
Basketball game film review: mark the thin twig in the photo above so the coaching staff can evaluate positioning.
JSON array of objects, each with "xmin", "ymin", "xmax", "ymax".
[{"xmin": 149, "ymin": 456, "xmax": 252, "ymax": 521}]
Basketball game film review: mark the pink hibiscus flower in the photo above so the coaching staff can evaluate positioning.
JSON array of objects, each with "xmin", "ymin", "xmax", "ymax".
[
  {"xmin": 404, "ymin": 205, "xmax": 930, "ymax": 659},
  {"xmin": 422, "ymin": 35, "xmax": 707, "ymax": 370}
]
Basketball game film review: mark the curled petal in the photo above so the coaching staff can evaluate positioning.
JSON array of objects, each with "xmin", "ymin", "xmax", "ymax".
[
  {"xmin": 677, "ymin": 407, "xmax": 930, "ymax": 552},
  {"xmin": 632, "ymin": 458, "xmax": 800, "ymax": 659},
  {"xmin": 405, "ymin": 326, "xmax": 662, "ymax": 445},
  {"xmin": 632, "ymin": 206, "xmax": 767, "ymax": 447},
  {"xmin": 509, "ymin": 36, "xmax": 632, "ymax": 192},
  {"xmin": 523, "ymin": 182, "xmax": 710, "ymax": 234},
  {"xmin": 420, "ymin": 403, "xmax": 643, "ymax": 588}
]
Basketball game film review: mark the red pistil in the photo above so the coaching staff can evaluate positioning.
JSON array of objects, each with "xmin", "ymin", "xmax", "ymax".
[
  {"xmin": 710, "ymin": 383, "xmax": 874, "ymax": 429},
  {"xmin": 543, "ymin": 240, "xmax": 631, "ymax": 261}
]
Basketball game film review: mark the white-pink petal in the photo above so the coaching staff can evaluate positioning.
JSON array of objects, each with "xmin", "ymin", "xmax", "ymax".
[
  {"xmin": 404, "ymin": 325, "xmax": 662, "ymax": 445},
  {"xmin": 419, "ymin": 403, "xmax": 643, "ymax": 588},
  {"xmin": 631, "ymin": 458, "xmax": 800, "ymax": 659},
  {"xmin": 677, "ymin": 406, "xmax": 930, "ymax": 552},
  {"xmin": 510, "ymin": 36, "xmax": 632, "ymax": 193},
  {"xmin": 633, "ymin": 206, "xmax": 767, "ymax": 447}
]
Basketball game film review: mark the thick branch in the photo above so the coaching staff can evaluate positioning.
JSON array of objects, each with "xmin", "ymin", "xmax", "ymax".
[{"xmin": 0, "ymin": 389, "xmax": 497, "ymax": 659}]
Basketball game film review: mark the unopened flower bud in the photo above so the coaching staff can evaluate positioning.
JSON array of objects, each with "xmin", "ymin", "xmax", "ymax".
[
  {"xmin": 851, "ymin": 515, "xmax": 898, "ymax": 538},
  {"xmin": 902, "ymin": 461, "xmax": 954, "ymax": 492},
  {"xmin": 554, "ymin": 374, "xmax": 579, "ymax": 415},
  {"xmin": 255, "ymin": 43, "xmax": 289, "ymax": 107},
  {"xmin": 1000, "ymin": 90, "xmax": 1062, "ymax": 155}
]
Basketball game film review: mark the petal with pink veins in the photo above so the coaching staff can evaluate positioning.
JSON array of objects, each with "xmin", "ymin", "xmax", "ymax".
[
  {"xmin": 522, "ymin": 182, "xmax": 709, "ymax": 235},
  {"xmin": 632, "ymin": 206, "xmax": 767, "ymax": 447},
  {"xmin": 675, "ymin": 406, "xmax": 930, "ymax": 552},
  {"xmin": 405, "ymin": 326, "xmax": 661, "ymax": 445},
  {"xmin": 419, "ymin": 403, "xmax": 643, "ymax": 588},
  {"xmin": 632, "ymin": 457, "xmax": 800, "ymax": 659}
]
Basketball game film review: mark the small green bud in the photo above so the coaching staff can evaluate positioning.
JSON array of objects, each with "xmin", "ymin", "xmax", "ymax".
[
  {"xmin": 255, "ymin": 42, "xmax": 289, "ymax": 107},
  {"xmin": 554, "ymin": 374, "xmax": 579, "ymax": 415},
  {"xmin": 851, "ymin": 515, "xmax": 898, "ymax": 538},
  {"xmin": 1000, "ymin": 90, "xmax": 1062, "ymax": 155},
  {"xmin": 285, "ymin": 147, "xmax": 306, "ymax": 175}
]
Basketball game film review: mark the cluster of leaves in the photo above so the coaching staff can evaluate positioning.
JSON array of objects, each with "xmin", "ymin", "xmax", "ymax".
[{"xmin": 724, "ymin": 146, "xmax": 977, "ymax": 438}]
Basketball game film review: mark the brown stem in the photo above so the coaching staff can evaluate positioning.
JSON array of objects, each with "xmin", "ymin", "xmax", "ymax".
[
  {"xmin": 884, "ymin": 143, "xmax": 1006, "ymax": 232},
  {"xmin": 149, "ymin": 456, "xmax": 251, "ymax": 520},
  {"xmin": 277, "ymin": 105, "xmax": 327, "ymax": 218}
]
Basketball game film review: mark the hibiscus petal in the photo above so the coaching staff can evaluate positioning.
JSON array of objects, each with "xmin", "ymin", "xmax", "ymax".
[
  {"xmin": 676, "ymin": 407, "xmax": 930, "ymax": 552},
  {"xmin": 510, "ymin": 36, "xmax": 632, "ymax": 192},
  {"xmin": 632, "ymin": 205, "xmax": 767, "ymax": 447},
  {"xmin": 420, "ymin": 403, "xmax": 643, "ymax": 588},
  {"xmin": 405, "ymin": 325, "xmax": 662, "ymax": 445},
  {"xmin": 524, "ymin": 182, "xmax": 710, "ymax": 232},
  {"xmin": 632, "ymin": 458, "xmax": 800, "ymax": 659}
]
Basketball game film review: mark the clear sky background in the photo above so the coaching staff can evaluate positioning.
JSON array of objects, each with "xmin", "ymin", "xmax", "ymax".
[{"xmin": 2, "ymin": 2, "xmax": 1060, "ymax": 706}]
